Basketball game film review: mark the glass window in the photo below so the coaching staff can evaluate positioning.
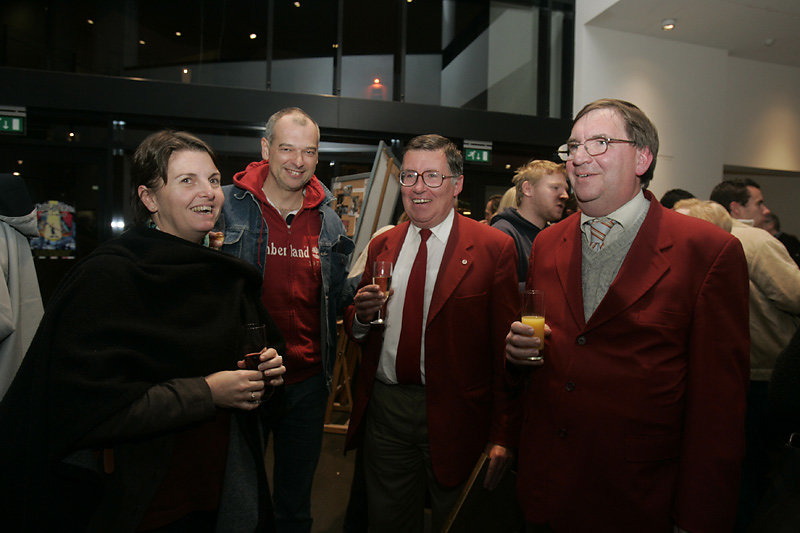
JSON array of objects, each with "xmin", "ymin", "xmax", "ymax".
[
  {"xmin": 127, "ymin": 1, "xmax": 269, "ymax": 91},
  {"xmin": 487, "ymin": 2, "xmax": 539, "ymax": 115},
  {"xmin": 549, "ymin": 8, "xmax": 565, "ymax": 118},
  {"xmin": 340, "ymin": 1, "xmax": 396, "ymax": 100},
  {"xmin": 272, "ymin": 1, "xmax": 337, "ymax": 95},
  {"xmin": 405, "ymin": 0, "xmax": 443, "ymax": 106}
]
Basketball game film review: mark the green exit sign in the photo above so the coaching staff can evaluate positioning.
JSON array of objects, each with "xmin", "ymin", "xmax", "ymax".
[
  {"xmin": 0, "ymin": 106, "xmax": 26, "ymax": 135},
  {"xmin": 464, "ymin": 139, "xmax": 492, "ymax": 165},
  {"xmin": 465, "ymin": 149, "xmax": 491, "ymax": 163},
  {"xmin": 0, "ymin": 116, "xmax": 24, "ymax": 134}
]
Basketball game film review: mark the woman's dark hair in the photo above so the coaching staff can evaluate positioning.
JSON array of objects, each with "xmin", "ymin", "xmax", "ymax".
[{"xmin": 130, "ymin": 130, "xmax": 218, "ymax": 225}]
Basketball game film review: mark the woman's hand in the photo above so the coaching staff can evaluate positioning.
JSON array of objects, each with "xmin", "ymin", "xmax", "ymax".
[
  {"xmin": 205, "ymin": 369, "xmax": 266, "ymax": 410},
  {"xmin": 237, "ymin": 348, "xmax": 286, "ymax": 387}
]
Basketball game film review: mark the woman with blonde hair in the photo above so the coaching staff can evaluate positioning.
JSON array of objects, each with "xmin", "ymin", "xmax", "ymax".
[{"xmin": 673, "ymin": 198, "xmax": 733, "ymax": 232}]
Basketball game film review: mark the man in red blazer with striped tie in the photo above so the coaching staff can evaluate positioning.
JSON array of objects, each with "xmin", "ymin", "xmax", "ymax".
[
  {"xmin": 346, "ymin": 134, "xmax": 521, "ymax": 532},
  {"xmin": 506, "ymin": 99, "xmax": 750, "ymax": 533}
]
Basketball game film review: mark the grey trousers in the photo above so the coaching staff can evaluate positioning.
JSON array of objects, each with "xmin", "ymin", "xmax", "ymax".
[{"xmin": 364, "ymin": 380, "xmax": 464, "ymax": 533}]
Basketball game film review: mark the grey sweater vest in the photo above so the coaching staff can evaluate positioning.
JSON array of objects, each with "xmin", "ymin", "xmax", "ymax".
[{"xmin": 581, "ymin": 207, "xmax": 648, "ymax": 321}]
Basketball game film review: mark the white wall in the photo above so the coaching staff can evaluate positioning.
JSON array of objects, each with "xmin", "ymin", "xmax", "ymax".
[
  {"xmin": 574, "ymin": 0, "xmax": 800, "ymax": 234},
  {"xmin": 574, "ymin": 7, "xmax": 727, "ymax": 200},
  {"xmin": 725, "ymin": 57, "xmax": 800, "ymax": 172}
]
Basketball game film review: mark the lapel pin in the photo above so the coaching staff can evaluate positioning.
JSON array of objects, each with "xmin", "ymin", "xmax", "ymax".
[{"xmin": 461, "ymin": 259, "xmax": 468, "ymax": 265}]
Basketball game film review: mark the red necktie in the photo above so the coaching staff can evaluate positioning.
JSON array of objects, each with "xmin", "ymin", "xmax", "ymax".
[{"xmin": 395, "ymin": 228, "xmax": 432, "ymax": 384}]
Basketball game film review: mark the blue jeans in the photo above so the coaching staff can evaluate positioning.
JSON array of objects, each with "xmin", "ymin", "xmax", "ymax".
[{"xmin": 268, "ymin": 372, "xmax": 328, "ymax": 533}]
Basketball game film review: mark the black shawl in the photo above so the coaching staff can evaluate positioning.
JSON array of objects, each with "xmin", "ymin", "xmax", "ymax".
[{"xmin": 0, "ymin": 227, "xmax": 283, "ymax": 527}]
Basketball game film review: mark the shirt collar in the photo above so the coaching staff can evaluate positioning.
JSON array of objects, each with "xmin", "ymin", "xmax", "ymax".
[
  {"xmin": 580, "ymin": 189, "xmax": 648, "ymax": 229},
  {"xmin": 409, "ymin": 208, "xmax": 455, "ymax": 245}
]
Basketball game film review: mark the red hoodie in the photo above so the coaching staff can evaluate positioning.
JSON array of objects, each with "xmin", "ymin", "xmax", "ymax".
[{"xmin": 233, "ymin": 160, "xmax": 323, "ymax": 384}]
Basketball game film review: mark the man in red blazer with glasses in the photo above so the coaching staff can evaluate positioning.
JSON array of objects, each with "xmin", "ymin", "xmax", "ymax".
[
  {"xmin": 346, "ymin": 134, "xmax": 520, "ymax": 533},
  {"xmin": 505, "ymin": 99, "xmax": 750, "ymax": 533}
]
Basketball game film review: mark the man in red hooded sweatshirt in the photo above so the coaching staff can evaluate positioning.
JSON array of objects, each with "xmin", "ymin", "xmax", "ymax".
[{"xmin": 218, "ymin": 108, "xmax": 354, "ymax": 533}]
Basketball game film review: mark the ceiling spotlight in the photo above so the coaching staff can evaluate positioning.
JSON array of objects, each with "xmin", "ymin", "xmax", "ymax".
[
  {"xmin": 139, "ymin": 39, "xmax": 146, "ymax": 45},
  {"xmin": 661, "ymin": 18, "xmax": 676, "ymax": 31},
  {"xmin": 182, "ymin": 68, "xmax": 189, "ymax": 74},
  {"xmin": 249, "ymin": 33, "xmax": 257, "ymax": 40},
  {"xmin": 505, "ymin": 164, "xmax": 511, "ymax": 170},
  {"xmin": 373, "ymin": 78, "xmax": 381, "ymax": 84},
  {"xmin": 17, "ymin": 160, "xmax": 23, "ymax": 165},
  {"xmin": 87, "ymin": 19, "xmax": 94, "ymax": 25},
  {"xmin": 294, "ymin": 1, "xmax": 301, "ymax": 7},
  {"xmin": 175, "ymin": 31, "xmax": 182, "ymax": 37},
  {"xmin": 12, "ymin": 172, "xmax": 20, "ymax": 176}
]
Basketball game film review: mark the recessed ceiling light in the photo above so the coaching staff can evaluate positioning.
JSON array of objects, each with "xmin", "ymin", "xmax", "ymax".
[
  {"xmin": 249, "ymin": 33, "xmax": 257, "ymax": 40},
  {"xmin": 175, "ymin": 31, "xmax": 182, "ymax": 37},
  {"xmin": 87, "ymin": 19, "xmax": 94, "ymax": 25},
  {"xmin": 139, "ymin": 39, "xmax": 146, "ymax": 45},
  {"xmin": 661, "ymin": 18, "xmax": 676, "ymax": 31},
  {"xmin": 505, "ymin": 164, "xmax": 511, "ymax": 170},
  {"xmin": 294, "ymin": 1, "xmax": 301, "ymax": 7}
]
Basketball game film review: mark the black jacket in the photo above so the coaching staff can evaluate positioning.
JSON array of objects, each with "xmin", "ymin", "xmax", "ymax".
[
  {"xmin": 0, "ymin": 227, "xmax": 283, "ymax": 531},
  {"xmin": 490, "ymin": 207, "xmax": 542, "ymax": 284}
]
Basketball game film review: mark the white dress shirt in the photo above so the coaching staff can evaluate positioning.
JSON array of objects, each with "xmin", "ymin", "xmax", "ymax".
[{"xmin": 354, "ymin": 209, "xmax": 454, "ymax": 385}]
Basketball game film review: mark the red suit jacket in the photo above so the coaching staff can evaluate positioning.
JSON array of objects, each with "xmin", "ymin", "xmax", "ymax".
[
  {"xmin": 345, "ymin": 214, "xmax": 521, "ymax": 487},
  {"xmin": 518, "ymin": 192, "xmax": 750, "ymax": 532}
]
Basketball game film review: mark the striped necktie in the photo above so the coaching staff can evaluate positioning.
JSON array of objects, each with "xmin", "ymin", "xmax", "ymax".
[{"xmin": 588, "ymin": 217, "xmax": 616, "ymax": 251}]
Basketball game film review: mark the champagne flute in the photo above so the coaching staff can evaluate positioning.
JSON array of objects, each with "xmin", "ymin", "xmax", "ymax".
[
  {"xmin": 242, "ymin": 323, "xmax": 267, "ymax": 370},
  {"xmin": 521, "ymin": 290, "xmax": 545, "ymax": 362},
  {"xmin": 371, "ymin": 261, "xmax": 393, "ymax": 325}
]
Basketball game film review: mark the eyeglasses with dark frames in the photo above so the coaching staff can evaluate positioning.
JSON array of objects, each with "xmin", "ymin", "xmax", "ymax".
[{"xmin": 398, "ymin": 170, "xmax": 458, "ymax": 188}]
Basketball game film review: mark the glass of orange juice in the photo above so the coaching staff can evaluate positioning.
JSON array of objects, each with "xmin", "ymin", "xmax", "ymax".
[{"xmin": 521, "ymin": 290, "xmax": 545, "ymax": 362}]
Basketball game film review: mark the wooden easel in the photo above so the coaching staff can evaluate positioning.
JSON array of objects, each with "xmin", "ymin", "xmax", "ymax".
[{"xmin": 324, "ymin": 320, "xmax": 361, "ymax": 434}]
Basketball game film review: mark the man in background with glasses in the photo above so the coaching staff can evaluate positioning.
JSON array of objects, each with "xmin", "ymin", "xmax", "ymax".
[
  {"xmin": 505, "ymin": 99, "xmax": 750, "ymax": 532},
  {"xmin": 346, "ymin": 134, "xmax": 520, "ymax": 532}
]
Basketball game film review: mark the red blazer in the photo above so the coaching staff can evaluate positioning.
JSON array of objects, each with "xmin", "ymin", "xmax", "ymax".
[
  {"xmin": 518, "ymin": 192, "xmax": 750, "ymax": 532},
  {"xmin": 345, "ymin": 214, "xmax": 521, "ymax": 487}
]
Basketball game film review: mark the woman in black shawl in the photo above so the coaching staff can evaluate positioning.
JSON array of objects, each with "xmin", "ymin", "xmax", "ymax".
[{"xmin": 0, "ymin": 131, "xmax": 285, "ymax": 532}]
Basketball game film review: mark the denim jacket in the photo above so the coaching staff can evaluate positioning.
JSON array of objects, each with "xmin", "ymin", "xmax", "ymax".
[{"xmin": 217, "ymin": 182, "xmax": 354, "ymax": 390}]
